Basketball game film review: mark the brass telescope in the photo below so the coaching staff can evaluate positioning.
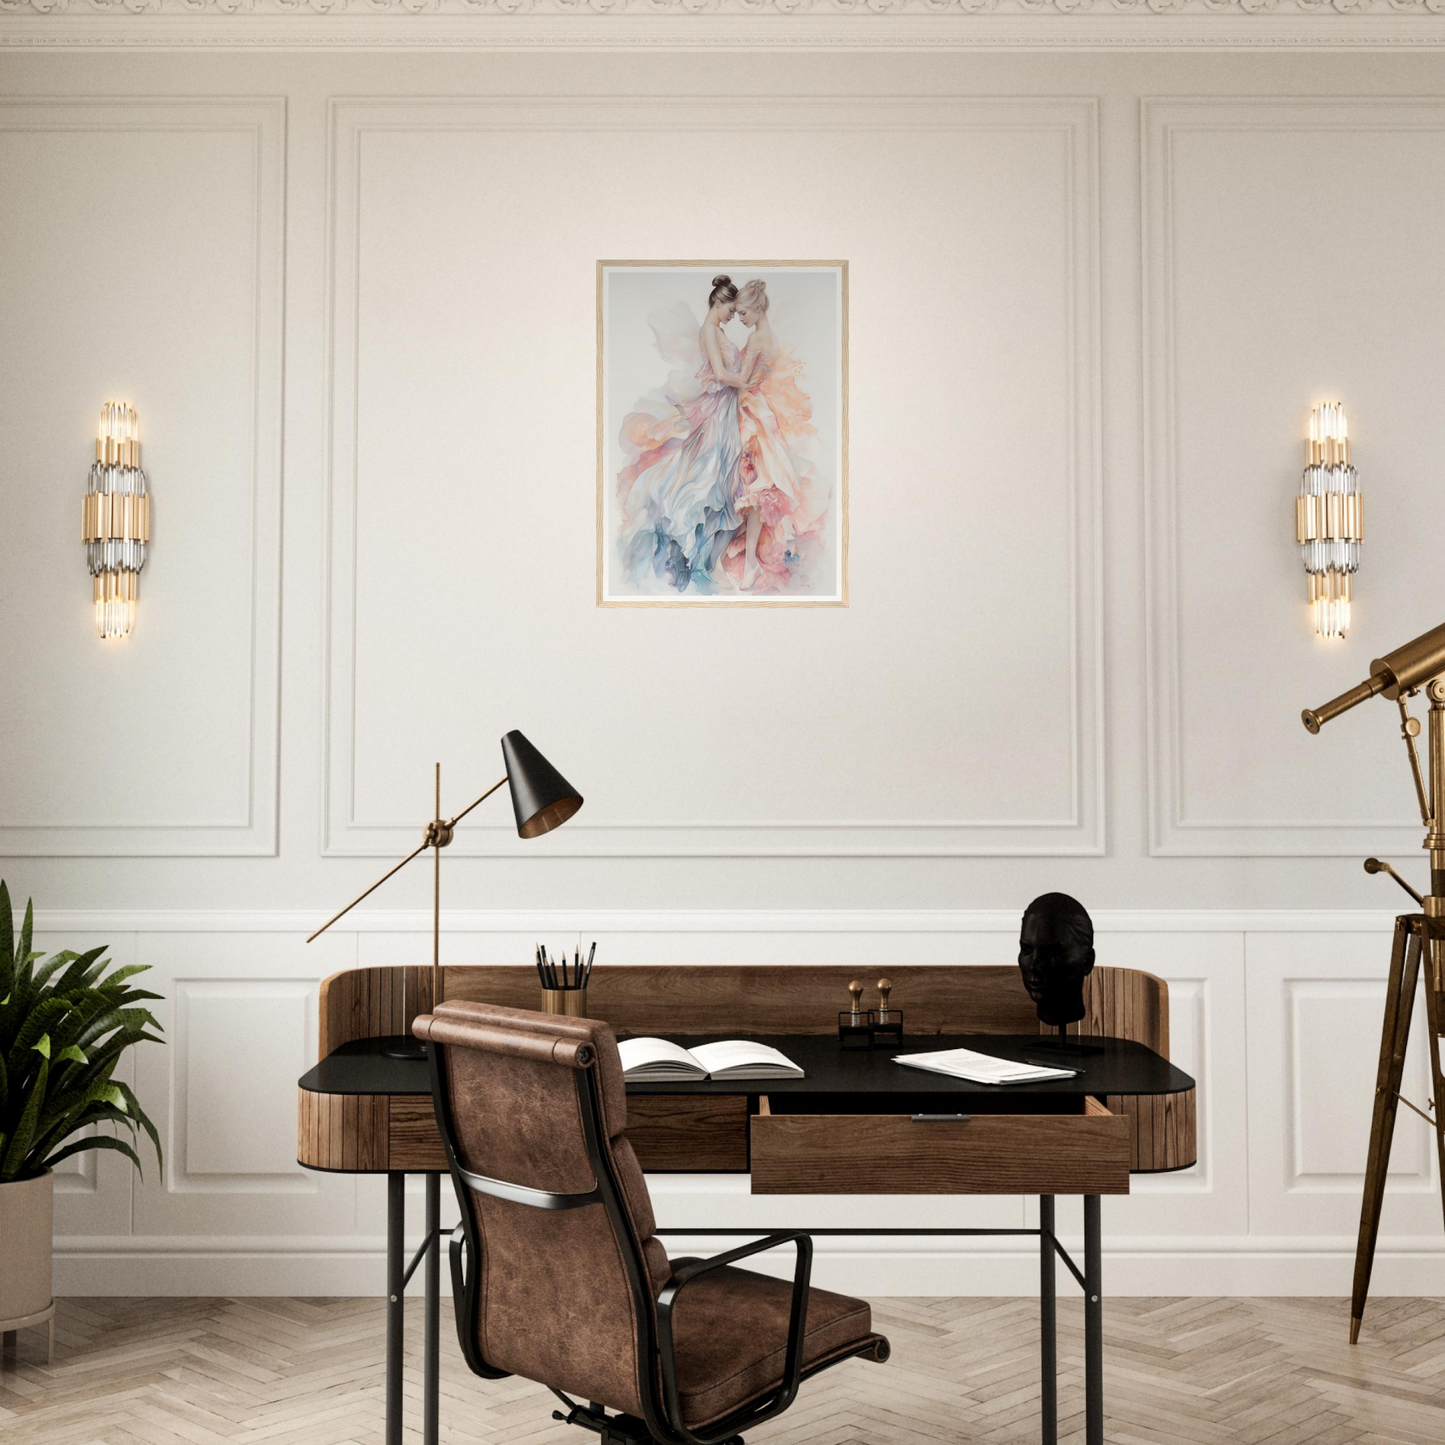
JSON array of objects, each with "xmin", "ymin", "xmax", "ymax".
[
  {"xmin": 1302, "ymin": 617, "xmax": 1445, "ymax": 732},
  {"xmin": 1302, "ymin": 617, "xmax": 1445, "ymax": 1346}
]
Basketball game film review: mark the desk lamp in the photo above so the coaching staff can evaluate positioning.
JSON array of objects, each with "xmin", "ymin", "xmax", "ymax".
[{"xmin": 307, "ymin": 730, "xmax": 583, "ymax": 1058}]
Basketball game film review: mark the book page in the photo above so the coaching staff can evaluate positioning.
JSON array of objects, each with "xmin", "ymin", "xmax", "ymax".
[
  {"xmin": 617, "ymin": 1038, "xmax": 704, "ymax": 1074},
  {"xmin": 690, "ymin": 1041, "xmax": 802, "ymax": 1074}
]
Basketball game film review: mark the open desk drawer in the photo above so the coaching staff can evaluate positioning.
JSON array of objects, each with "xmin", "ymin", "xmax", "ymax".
[{"xmin": 750, "ymin": 1093, "xmax": 1131, "ymax": 1195}]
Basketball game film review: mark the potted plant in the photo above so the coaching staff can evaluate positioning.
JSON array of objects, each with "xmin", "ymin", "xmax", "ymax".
[{"xmin": 0, "ymin": 881, "xmax": 164, "ymax": 1343}]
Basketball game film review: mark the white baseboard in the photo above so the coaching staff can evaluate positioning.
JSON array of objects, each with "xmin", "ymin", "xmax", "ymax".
[{"xmin": 52, "ymin": 1236, "xmax": 1445, "ymax": 1299}]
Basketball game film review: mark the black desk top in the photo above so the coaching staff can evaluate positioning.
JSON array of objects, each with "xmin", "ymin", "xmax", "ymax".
[{"xmin": 299, "ymin": 1034, "xmax": 1194, "ymax": 1100}]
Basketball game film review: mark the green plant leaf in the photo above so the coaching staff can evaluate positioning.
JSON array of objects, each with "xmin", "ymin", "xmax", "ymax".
[
  {"xmin": 1, "ymin": 1050, "xmax": 48, "ymax": 1180},
  {"xmin": 41, "ymin": 1133, "xmax": 143, "ymax": 1177},
  {"xmin": 0, "ymin": 880, "xmax": 12, "ymax": 991},
  {"xmin": 49, "ymin": 947, "xmax": 112, "ymax": 997},
  {"xmin": 0, "ymin": 886, "xmax": 166, "ymax": 1182},
  {"xmin": 62, "ymin": 1028, "xmax": 158, "ymax": 1092},
  {"xmin": 8, "ymin": 998, "xmax": 71, "ymax": 1072},
  {"xmin": 91, "ymin": 964, "xmax": 152, "ymax": 990},
  {"xmin": 75, "ymin": 1006, "xmax": 158, "ymax": 1052},
  {"xmin": 28, "ymin": 1101, "xmax": 135, "ymax": 1166},
  {"xmin": 111, "ymin": 1080, "xmax": 163, "ymax": 1173},
  {"xmin": 34, "ymin": 1072, "xmax": 123, "ymax": 1139},
  {"xmin": 30, "ymin": 957, "xmax": 70, "ymax": 992},
  {"xmin": 17, "ymin": 898, "xmax": 33, "ymax": 986}
]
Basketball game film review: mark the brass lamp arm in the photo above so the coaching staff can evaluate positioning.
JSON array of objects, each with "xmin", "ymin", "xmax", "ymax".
[
  {"xmin": 445, "ymin": 775, "xmax": 508, "ymax": 831},
  {"xmin": 305, "ymin": 773, "xmax": 508, "ymax": 944},
  {"xmin": 306, "ymin": 838, "xmax": 432, "ymax": 943}
]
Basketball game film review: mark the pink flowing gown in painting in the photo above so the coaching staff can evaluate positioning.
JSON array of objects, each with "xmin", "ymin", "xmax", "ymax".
[
  {"xmin": 721, "ymin": 343, "xmax": 826, "ymax": 592},
  {"xmin": 615, "ymin": 306, "xmax": 742, "ymax": 595}
]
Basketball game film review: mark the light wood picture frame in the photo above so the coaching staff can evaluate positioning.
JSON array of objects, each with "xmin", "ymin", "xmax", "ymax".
[{"xmin": 597, "ymin": 260, "xmax": 847, "ymax": 607}]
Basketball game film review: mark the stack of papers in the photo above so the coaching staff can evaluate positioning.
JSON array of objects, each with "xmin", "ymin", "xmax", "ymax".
[
  {"xmin": 617, "ymin": 1038, "xmax": 804, "ymax": 1082},
  {"xmin": 894, "ymin": 1048, "xmax": 1077, "ymax": 1085}
]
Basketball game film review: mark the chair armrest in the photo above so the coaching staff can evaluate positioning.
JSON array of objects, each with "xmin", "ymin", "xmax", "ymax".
[{"xmin": 654, "ymin": 1232, "xmax": 814, "ymax": 1445}]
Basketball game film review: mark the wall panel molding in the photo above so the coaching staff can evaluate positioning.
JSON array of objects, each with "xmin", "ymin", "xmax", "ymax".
[
  {"xmin": 323, "ymin": 96, "xmax": 1103, "ymax": 858},
  {"xmin": 1142, "ymin": 97, "xmax": 1445, "ymax": 858},
  {"xmin": 173, "ymin": 979, "xmax": 317, "ymax": 1192},
  {"xmin": 1245, "ymin": 929, "xmax": 1443, "ymax": 1240},
  {"xmin": 29, "ymin": 905, "xmax": 1409, "ymax": 934},
  {"xmin": 0, "ymin": 97, "xmax": 285, "ymax": 857}
]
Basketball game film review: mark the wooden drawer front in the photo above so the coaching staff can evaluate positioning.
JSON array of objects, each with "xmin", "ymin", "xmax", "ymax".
[
  {"xmin": 750, "ymin": 1097, "xmax": 1131, "ymax": 1196},
  {"xmin": 625, "ymin": 1095, "xmax": 749, "ymax": 1172}
]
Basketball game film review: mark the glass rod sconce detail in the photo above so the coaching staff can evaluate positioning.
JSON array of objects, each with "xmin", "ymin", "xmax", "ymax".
[
  {"xmin": 1297, "ymin": 401, "xmax": 1362, "ymax": 640},
  {"xmin": 83, "ymin": 403, "xmax": 150, "ymax": 640}
]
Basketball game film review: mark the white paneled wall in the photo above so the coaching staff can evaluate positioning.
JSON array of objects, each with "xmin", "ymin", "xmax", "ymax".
[
  {"xmin": 323, "ymin": 97, "xmax": 1102, "ymax": 860},
  {"xmin": 32, "ymin": 909, "xmax": 1440, "ymax": 1297},
  {"xmin": 7, "ymin": 44, "xmax": 1445, "ymax": 1298},
  {"xmin": 0, "ymin": 99, "xmax": 284, "ymax": 857}
]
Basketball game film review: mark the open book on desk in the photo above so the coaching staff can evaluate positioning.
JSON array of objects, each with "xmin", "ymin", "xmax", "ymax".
[
  {"xmin": 617, "ymin": 1037, "xmax": 804, "ymax": 1082},
  {"xmin": 894, "ymin": 1047, "xmax": 1077, "ymax": 1085}
]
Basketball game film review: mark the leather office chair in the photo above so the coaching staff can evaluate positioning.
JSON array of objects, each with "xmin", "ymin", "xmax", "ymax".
[{"xmin": 413, "ymin": 1001, "xmax": 889, "ymax": 1445}]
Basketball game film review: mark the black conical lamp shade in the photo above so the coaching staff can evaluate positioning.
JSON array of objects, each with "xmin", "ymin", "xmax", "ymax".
[{"xmin": 501, "ymin": 730, "xmax": 583, "ymax": 839}]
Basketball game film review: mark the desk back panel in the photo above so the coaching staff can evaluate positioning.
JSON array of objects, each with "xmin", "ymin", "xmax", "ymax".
[
  {"xmin": 318, "ymin": 964, "xmax": 1167, "ymax": 1056},
  {"xmin": 310, "ymin": 964, "xmax": 1191, "ymax": 1174}
]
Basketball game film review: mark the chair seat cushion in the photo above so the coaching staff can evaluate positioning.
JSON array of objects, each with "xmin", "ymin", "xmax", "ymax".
[{"xmin": 665, "ymin": 1262, "xmax": 884, "ymax": 1428}]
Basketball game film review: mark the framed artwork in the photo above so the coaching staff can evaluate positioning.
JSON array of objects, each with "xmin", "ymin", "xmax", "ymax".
[{"xmin": 597, "ymin": 261, "xmax": 847, "ymax": 606}]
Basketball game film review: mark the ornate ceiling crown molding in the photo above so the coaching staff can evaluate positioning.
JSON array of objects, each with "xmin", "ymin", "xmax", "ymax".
[
  {"xmin": 6, "ymin": 0, "xmax": 1445, "ymax": 15},
  {"xmin": 5, "ymin": 0, "xmax": 1445, "ymax": 47}
]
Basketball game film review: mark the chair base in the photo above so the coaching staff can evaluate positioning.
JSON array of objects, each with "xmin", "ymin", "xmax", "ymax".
[{"xmin": 552, "ymin": 1400, "xmax": 742, "ymax": 1445}]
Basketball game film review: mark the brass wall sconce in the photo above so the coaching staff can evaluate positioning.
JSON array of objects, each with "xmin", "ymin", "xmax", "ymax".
[
  {"xmin": 83, "ymin": 403, "xmax": 150, "ymax": 640},
  {"xmin": 1297, "ymin": 401, "xmax": 1362, "ymax": 640}
]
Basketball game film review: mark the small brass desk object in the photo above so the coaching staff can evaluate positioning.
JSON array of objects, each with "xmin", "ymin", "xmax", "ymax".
[
  {"xmin": 838, "ymin": 979, "xmax": 870, "ymax": 1049},
  {"xmin": 870, "ymin": 976, "xmax": 904, "ymax": 1048},
  {"xmin": 1302, "ymin": 617, "xmax": 1445, "ymax": 1342}
]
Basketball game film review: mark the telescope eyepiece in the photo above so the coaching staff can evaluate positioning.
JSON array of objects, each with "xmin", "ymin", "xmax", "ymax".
[{"xmin": 1302, "ymin": 709, "xmax": 1323, "ymax": 735}]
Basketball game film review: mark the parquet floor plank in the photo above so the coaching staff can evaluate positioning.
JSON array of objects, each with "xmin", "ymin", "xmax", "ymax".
[{"xmin": 2, "ymin": 1297, "xmax": 1443, "ymax": 1443}]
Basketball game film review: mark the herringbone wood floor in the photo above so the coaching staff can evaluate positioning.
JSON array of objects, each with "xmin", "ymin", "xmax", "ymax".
[{"xmin": 3, "ymin": 1296, "xmax": 1444, "ymax": 1445}]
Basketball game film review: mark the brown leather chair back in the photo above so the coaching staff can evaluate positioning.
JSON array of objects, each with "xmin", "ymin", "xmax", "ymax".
[{"xmin": 413, "ymin": 1001, "xmax": 671, "ymax": 1417}]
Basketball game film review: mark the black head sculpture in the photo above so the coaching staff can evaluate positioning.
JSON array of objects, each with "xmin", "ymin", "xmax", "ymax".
[{"xmin": 1018, "ymin": 892, "xmax": 1096, "ymax": 1028}]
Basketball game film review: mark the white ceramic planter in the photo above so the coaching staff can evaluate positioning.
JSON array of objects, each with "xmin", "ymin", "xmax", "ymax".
[{"xmin": 0, "ymin": 1170, "xmax": 54, "ymax": 1328}]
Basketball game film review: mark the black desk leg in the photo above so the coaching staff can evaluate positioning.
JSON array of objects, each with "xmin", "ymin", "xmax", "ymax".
[
  {"xmin": 1039, "ymin": 1195, "xmax": 1057, "ymax": 1445},
  {"xmin": 425, "ymin": 1173, "xmax": 441, "ymax": 1445},
  {"xmin": 1083, "ymin": 1194, "xmax": 1103, "ymax": 1445},
  {"xmin": 386, "ymin": 1172, "xmax": 405, "ymax": 1445}
]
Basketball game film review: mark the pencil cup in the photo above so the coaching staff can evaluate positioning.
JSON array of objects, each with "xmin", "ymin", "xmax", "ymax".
[{"xmin": 542, "ymin": 987, "xmax": 588, "ymax": 1017}]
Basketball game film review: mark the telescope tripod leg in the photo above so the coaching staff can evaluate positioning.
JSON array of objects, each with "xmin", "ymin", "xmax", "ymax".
[
  {"xmin": 1350, "ymin": 917, "xmax": 1422, "ymax": 1343},
  {"xmin": 1420, "ymin": 930, "xmax": 1445, "ymax": 1256}
]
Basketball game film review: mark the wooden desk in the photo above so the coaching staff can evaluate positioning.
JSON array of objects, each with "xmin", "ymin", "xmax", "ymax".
[{"xmin": 297, "ymin": 965, "xmax": 1195, "ymax": 1445}]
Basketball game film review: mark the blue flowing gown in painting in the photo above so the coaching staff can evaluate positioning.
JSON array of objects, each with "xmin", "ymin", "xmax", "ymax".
[{"xmin": 615, "ymin": 312, "xmax": 742, "ymax": 594}]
